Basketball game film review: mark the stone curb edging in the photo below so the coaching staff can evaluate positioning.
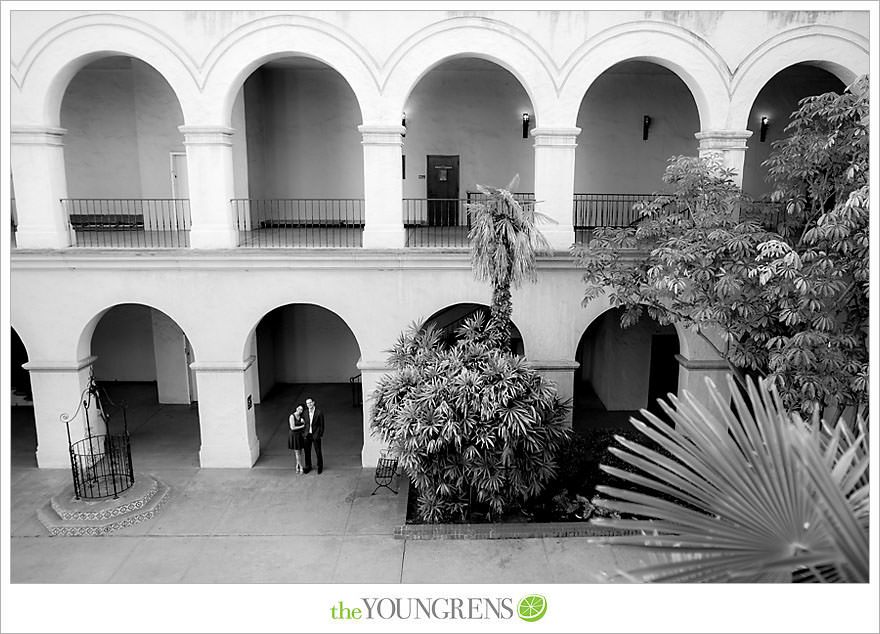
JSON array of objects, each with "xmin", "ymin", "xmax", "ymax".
[
  {"xmin": 45, "ymin": 488, "xmax": 171, "ymax": 537},
  {"xmin": 394, "ymin": 521, "xmax": 639, "ymax": 540},
  {"xmin": 51, "ymin": 478, "xmax": 160, "ymax": 521},
  {"xmin": 37, "ymin": 474, "xmax": 172, "ymax": 537}
]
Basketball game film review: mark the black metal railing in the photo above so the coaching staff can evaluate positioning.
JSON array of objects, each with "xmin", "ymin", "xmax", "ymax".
[
  {"xmin": 404, "ymin": 194, "xmax": 536, "ymax": 248},
  {"xmin": 61, "ymin": 375, "xmax": 134, "ymax": 500},
  {"xmin": 465, "ymin": 191, "xmax": 535, "ymax": 205},
  {"xmin": 232, "ymin": 199, "xmax": 364, "ymax": 247},
  {"xmin": 62, "ymin": 199, "xmax": 191, "ymax": 248},
  {"xmin": 573, "ymin": 193, "xmax": 656, "ymax": 244},
  {"xmin": 573, "ymin": 195, "xmax": 794, "ymax": 245},
  {"xmin": 68, "ymin": 434, "xmax": 135, "ymax": 500},
  {"xmin": 350, "ymin": 373, "xmax": 362, "ymax": 407},
  {"xmin": 404, "ymin": 198, "xmax": 470, "ymax": 247}
]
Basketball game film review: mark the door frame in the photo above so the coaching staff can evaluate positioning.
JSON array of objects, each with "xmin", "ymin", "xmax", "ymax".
[
  {"xmin": 170, "ymin": 151, "xmax": 188, "ymax": 199},
  {"xmin": 426, "ymin": 155, "xmax": 460, "ymax": 226}
]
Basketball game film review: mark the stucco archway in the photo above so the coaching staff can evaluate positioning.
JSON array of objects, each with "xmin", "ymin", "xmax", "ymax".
[
  {"xmin": 422, "ymin": 302, "xmax": 526, "ymax": 357},
  {"xmin": 401, "ymin": 57, "xmax": 537, "ymax": 206},
  {"xmin": 245, "ymin": 302, "xmax": 365, "ymax": 469},
  {"xmin": 60, "ymin": 55, "xmax": 187, "ymax": 203},
  {"xmin": 740, "ymin": 64, "xmax": 846, "ymax": 197},
  {"xmin": 573, "ymin": 306, "xmax": 682, "ymax": 430},
  {"xmin": 558, "ymin": 22, "xmax": 729, "ymax": 130},
  {"xmin": 574, "ymin": 60, "xmax": 701, "ymax": 196},
  {"xmin": 199, "ymin": 17, "xmax": 377, "ymax": 126},
  {"xmin": 12, "ymin": 15, "xmax": 198, "ymax": 127},
  {"xmin": 727, "ymin": 26, "xmax": 869, "ymax": 130},
  {"xmin": 382, "ymin": 18, "xmax": 556, "ymax": 125},
  {"xmin": 237, "ymin": 56, "xmax": 365, "ymax": 205},
  {"xmin": 82, "ymin": 303, "xmax": 202, "ymax": 468}
]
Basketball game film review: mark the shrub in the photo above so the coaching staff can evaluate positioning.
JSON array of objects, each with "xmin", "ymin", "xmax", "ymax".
[{"xmin": 370, "ymin": 318, "xmax": 571, "ymax": 523}]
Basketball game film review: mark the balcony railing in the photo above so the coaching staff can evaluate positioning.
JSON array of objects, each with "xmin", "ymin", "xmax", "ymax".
[
  {"xmin": 232, "ymin": 199, "xmax": 364, "ymax": 247},
  {"xmin": 62, "ymin": 199, "xmax": 191, "ymax": 248},
  {"xmin": 572, "ymin": 193, "xmax": 657, "ymax": 244},
  {"xmin": 404, "ymin": 194, "xmax": 535, "ymax": 248},
  {"xmin": 573, "ymin": 195, "xmax": 796, "ymax": 246},
  {"xmin": 465, "ymin": 191, "xmax": 536, "ymax": 205},
  {"xmin": 404, "ymin": 199, "xmax": 469, "ymax": 248}
]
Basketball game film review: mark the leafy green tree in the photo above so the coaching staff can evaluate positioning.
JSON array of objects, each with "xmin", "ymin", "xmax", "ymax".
[
  {"xmin": 589, "ymin": 376, "xmax": 868, "ymax": 583},
  {"xmin": 468, "ymin": 176, "xmax": 550, "ymax": 350},
  {"xmin": 573, "ymin": 76, "xmax": 868, "ymax": 418},
  {"xmin": 370, "ymin": 318, "xmax": 570, "ymax": 522}
]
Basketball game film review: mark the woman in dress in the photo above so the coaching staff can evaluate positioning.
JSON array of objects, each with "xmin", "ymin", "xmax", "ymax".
[{"xmin": 288, "ymin": 403, "xmax": 307, "ymax": 473}]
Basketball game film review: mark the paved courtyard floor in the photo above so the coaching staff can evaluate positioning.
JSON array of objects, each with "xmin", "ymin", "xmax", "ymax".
[{"xmin": 7, "ymin": 383, "xmax": 648, "ymax": 584}]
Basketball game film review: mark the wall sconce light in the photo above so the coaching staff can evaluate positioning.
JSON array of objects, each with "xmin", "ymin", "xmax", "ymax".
[
  {"xmin": 522, "ymin": 113, "xmax": 530, "ymax": 139},
  {"xmin": 402, "ymin": 112, "xmax": 407, "ymax": 137},
  {"xmin": 760, "ymin": 116, "xmax": 769, "ymax": 142},
  {"xmin": 642, "ymin": 115, "xmax": 651, "ymax": 141}
]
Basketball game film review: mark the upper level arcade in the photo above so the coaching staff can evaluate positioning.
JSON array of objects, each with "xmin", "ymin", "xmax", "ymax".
[{"xmin": 8, "ymin": 10, "xmax": 869, "ymax": 252}]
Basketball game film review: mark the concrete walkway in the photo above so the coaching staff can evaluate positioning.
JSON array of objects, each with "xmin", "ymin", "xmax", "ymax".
[
  {"xmin": 9, "ymin": 465, "xmax": 646, "ymax": 584},
  {"xmin": 8, "ymin": 383, "xmax": 646, "ymax": 584}
]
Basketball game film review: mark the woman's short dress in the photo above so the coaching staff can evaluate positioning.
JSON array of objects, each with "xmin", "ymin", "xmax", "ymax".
[{"xmin": 288, "ymin": 418, "xmax": 305, "ymax": 451}]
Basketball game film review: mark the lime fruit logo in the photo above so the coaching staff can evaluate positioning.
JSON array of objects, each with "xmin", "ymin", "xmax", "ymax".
[{"xmin": 517, "ymin": 595, "xmax": 547, "ymax": 622}]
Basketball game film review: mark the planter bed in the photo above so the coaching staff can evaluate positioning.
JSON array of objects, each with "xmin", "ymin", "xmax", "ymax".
[{"xmin": 399, "ymin": 425, "xmax": 665, "ymax": 537}]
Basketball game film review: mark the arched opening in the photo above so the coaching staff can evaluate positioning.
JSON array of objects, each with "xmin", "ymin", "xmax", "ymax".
[
  {"xmin": 741, "ymin": 64, "xmax": 846, "ymax": 197},
  {"xmin": 574, "ymin": 307, "xmax": 680, "ymax": 431},
  {"xmin": 402, "ymin": 58, "xmax": 535, "ymax": 246},
  {"xmin": 238, "ymin": 57, "xmax": 365, "ymax": 247},
  {"xmin": 60, "ymin": 56, "xmax": 188, "ymax": 246},
  {"xmin": 10, "ymin": 328, "xmax": 35, "ymax": 468},
  {"xmin": 423, "ymin": 303, "xmax": 525, "ymax": 356},
  {"xmin": 90, "ymin": 304, "xmax": 200, "ymax": 468},
  {"xmin": 574, "ymin": 61, "xmax": 700, "ymax": 240},
  {"xmin": 250, "ymin": 304, "xmax": 363, "ymax": 468}
]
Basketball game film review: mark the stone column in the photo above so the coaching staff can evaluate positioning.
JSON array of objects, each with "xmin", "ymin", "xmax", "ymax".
[
  {"xmin": 695, "ymin": 130, "xmax": 753, "ymax": 187},
  {"xmin": 358, "ymin": 125, "xmax": 406, "ymax": 249},
  {"xmin": 357, "ymin": 360, "xmax": 390, "ymax": 467},
  {"xmin": 526, "ymin": 359, "xmax": 580, "ymax": 427},
  {"xmin": 10, "ymin": 126, "xmax": 71, "ymax": 248},
  {"xmin": 179, "ymin": 125, "xmax": 237, "ymax": 248},
  {"xmin": 190, "ymin": 358, "xmax": 259, "ymax": 467},
  {"xmin": 676, "ymin": 355, "xmax": 733, "ymax": 420},
  {"xmin": 531, "ymin": 127, "xmax": 580, "ymax": 251},
  {"xmin": 23, "ymin": 356, "xmax": 96, "ymax": 468}
]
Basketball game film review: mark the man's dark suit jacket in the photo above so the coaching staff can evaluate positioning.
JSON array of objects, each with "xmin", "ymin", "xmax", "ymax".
[{"xmin": 305, "ymin": 408, "xmax": 325, "ymax": 439}]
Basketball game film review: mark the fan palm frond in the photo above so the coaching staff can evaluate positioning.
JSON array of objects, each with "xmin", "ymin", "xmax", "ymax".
[{"xmin": 589, "ymin": 375, "xmax": 869, "ymax": 583}]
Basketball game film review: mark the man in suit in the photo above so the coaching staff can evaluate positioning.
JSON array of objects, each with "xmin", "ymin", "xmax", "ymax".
[{"xmin": 303, "ymin": 397, "xmax": 325, "ymax": 474}]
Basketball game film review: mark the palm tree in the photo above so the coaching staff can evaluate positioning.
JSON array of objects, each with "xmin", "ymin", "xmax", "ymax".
[
  {"xmin": 590, "ymin": 376, "xmax": 868, "ymax": 582},
  {"xmin": 468, "ymin": 175, "xmax": 551, "ymax": 350}
]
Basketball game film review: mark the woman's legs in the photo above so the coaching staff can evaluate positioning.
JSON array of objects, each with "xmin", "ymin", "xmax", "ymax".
[{"xmin": 295, "ymin": 449, "xmax": 305, "ymax": 472}]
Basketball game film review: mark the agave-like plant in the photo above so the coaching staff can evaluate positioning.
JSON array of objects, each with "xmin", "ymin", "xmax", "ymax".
[
  {"xmin": 468, "ymin": 175, "xmax": 551, "ymax": 350},
  {"xmin": 590, "ymin": 376, "xmax": 869, "ymax": 582}
]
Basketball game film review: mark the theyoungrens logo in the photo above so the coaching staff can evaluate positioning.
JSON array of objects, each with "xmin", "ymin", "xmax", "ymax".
[{"xmin": 330, "ymin": 595, "xmax": 547, "ymax": 622}]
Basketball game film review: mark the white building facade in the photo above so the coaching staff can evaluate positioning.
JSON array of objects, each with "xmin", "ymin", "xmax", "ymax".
[{"xmin": 8, "ymin": 9, "xmax": 870, "ymax": 468}]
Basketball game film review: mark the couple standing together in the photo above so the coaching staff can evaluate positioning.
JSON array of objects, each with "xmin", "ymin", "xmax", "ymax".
[{"xmin": 288, "ymin": 397, "xmax": 325, "ymax": 474}]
